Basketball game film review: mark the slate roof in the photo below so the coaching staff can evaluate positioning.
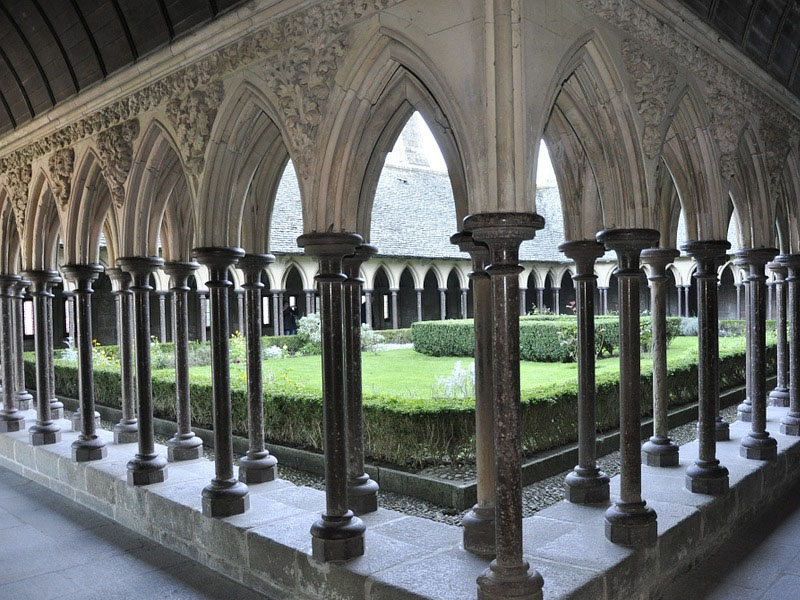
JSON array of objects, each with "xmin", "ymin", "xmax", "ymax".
[{"xmin": 269, "ymin": 162, "xmax": 570, "ymax": 263}]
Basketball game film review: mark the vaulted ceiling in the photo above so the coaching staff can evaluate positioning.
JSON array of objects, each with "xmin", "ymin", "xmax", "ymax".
[
  {"xmin": 678, "ymin": 0, "xmax": 800, "ymax": 99},
  {"xmin": 0, "ymin": 0, "xmax": 248, "ymax": 137}
]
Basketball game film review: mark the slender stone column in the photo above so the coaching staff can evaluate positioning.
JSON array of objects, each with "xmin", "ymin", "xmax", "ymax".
[
  {"xmin": 452, "ymin": 232, "xmax": 496, "ymax": 555},
  {"xmin": 305, "ymin": 290, "xmax": 314, "ymax": 315},
  {"xmin": 237, "ymin": 254, "xmax": 278, "ymax": 483},
  {"xmin": 519, "ymin": 288, "xmax": 526, "ymax": 316},
  {"xmin": 194, "ymin": 248, "xmax": 249, "ymax": 516},
  {"xmin": 236, "ymin": 289, "xmax": 245, "ymax": 334},
  {"xmin": 536, "ymin": 287, "xmax": 544, "ymax": 314},
  {"xmin": 779, "ymin": 255, "xmax": 800, "ymax": 435},
  {"xmin": 298, "ymin": 232, "xmax": 366, "ymax": 562},
  {"xmin": 390, "ymin": 288, "xmax": 399, "ymax": 329},
  {"xmin": 158, "ymin": 292, "xmax": 168, "ymax": 342},
  {"xmin": 24, "ymin": 271, "xmax": 61, "ymax": 445},
  {"xmin": 106, "ymin": 268, "xmax": 138, "ymax": 444},
  {"xmin": 365, "ymin": 290, "xmax": 374, "ymax": 328},
  {"xmin": 769, "ymin": 261, "xmax": 790, "ymax": 407},
  {"xmin": 560, "ymin": 241, "xmax": 610, "ymax": 502},
  {"xmin": 465, "ymin": 213, "xmax": 544, "ymax": 599},
  {"xmin": 439, "ymin": 288, "xmax": 447, "ymax": 320},
  {"xmin": 278, "ymin": 292, "xmax": 285, "ymax": 334},
  {"xmin": 461, "ymin": 288, "xmax": 469, "ymax": 318},
  {"xmin": 12, "ymin": 279, "xmax": 33, "ymax": 410},
  {"xmin": 118, "ymin": 257, "xmax": 168, "ymax": 485},
  {"xmin": 677, "ymin": 284, "xmax": 683, "ymax": 318},
  {"xmin": 736, "ymin": 282, "xmax": 742, "ymax": 320},
  {"xmin": 683, "ymin": 241, "xmax": 730, "ymax": 494},
  {"xmin": 47, "ymin": 277, "xmax": 64, "ymax": 419},
  {"xmin": 597, "ymin": 228, "xmax": 659, "ymax": 547},
  {"xmin": 737, "ymin": 259, "xmax": 752, "ymax": 423},
  {"xmin": 640, "ymin": 248, "xmax": 680, "ymax": 467},
  {"xmin": 198, "ymin": 292, "xmax": 208, "ymax": 342},
  {"xmin": 270, "ymin": 290, "xmax": 281, "ymax": 335},
  {"xmin": 163, "ymin": 262, "xmax": 204, "ymax": 462},
  {"xmin": 737, "ymin": 248, "xmax": 778, "ymax": 461},
  {"xmin": 0, "ymin": 275, "xmax": 25, "ymax": 433},
  {"xmin": 767, "ymin": 280, "xmax": 774, "ymax": 321},
  {"xmin": 415, "ymin": 289, "xmax": 423, "ymax": 322},
  {"xmin": 343, "ymin": 244, "xmax": 379, "ymax": 515},
  {"xmin": 64, "ymin": 292, "xmax": 76, "ymax": 347},
  {"xmin": 61, "ymin": 265, "xmax": 106, "ymax": 462},
  {"xmin": 684, "ymin": 286, "xmax": 691, "ymax": 317},
  {"xmin": 553, "ymin": 288, "xmax": 561, "ymax": 315}
]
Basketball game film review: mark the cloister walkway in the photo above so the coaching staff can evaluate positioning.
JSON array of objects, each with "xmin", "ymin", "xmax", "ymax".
[{"xmin": 0, "ymin": 465, "xmax": 275, "ymax": 600}]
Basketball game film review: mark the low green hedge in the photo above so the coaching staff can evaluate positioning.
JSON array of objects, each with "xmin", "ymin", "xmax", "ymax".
[
  {"xmin": 719, "ymin": 319, "xmax": 777, "ymax": 337},
  {"xmin": 379, "ymin": 328, "xmax": 412, "ymax": 344},
  {"xmin": 27, "ymin": 336, "xmax": 766, "ymax": 469}
]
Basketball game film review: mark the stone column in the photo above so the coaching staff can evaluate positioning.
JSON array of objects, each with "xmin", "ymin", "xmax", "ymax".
[
  {"xmin": 560, "ymin": 241, "xmax": 610, "ymax": 502},
  {"xmin": 390, "ymin": 288, "xmax": 399, "ymax": 330},
  {"xmin": 0, "ymin": 275, "xmax": 24, "ymax": 434},
  {"xmin": 198, "ymin": 292, "xmax": 208, "ymax": 342},
  {"xmin": 536, "ymin": 287, "xmax": 544, "ymax": 314},
  {"xmin": 439, "ymin": 288, "xmax": 447, "ymax": 320},
  {"xmin": 779, "ymin": 254, "xmax": 800, "ymax": 435},
  {"xmin": 24, "ymin": 271, "xmax": 61, "ymax": 445},
  {"xmin": 683, "ymin": 241, "xmax": 730, "ymax": 494},
  {"xmin": 106, "ymin": 268, "xmax": 138, "ymax": 444},
  {"xmin": 735, "ymin": 282, "xmax": 742, "ymax": 320},
  {"xmin": 193, "ymin": 248, "xmax": 249, "ymax": 516},
  {"xmin": 677, "ymin": 284, "xmax": 683, "ymax": 317},
  {"xmin": 298, "ymin": 232, "xmax": 366, "ymax": 562},
  {"xmin": 343, "ymin": 244, "xmax": 379, "ymax": 514},
  {"xmin": 237, "ymin": 254, "xmax": 278, "ymax": 483},
  {"xmin": 519, "ymin": 288, "xmax": 526, "ymax": 316},
  {"xmin": 278, "ymin": 292, "xmax": 285, "ymax": 335},
  {"xmin": 65, "ymin": 292, "xmax": 76, "ymax": 347},
  {"xmin": 465, "ymin": 213, "xmax": 544, "ymax": 599},
  {"xmin": 61, "ymin": 264, "xmax": 106, "ymax": 462},
  {"xmin": 236, "ymin": 289, "xmax": 245, "ymax": 335},
  {"xmin": 597, "ymin": 228, "xmax": 659, "ymax": 547},
  {"xmin": 738, "ymin": 248, "xmax": 778, "ymax": 461},
  {"xmin": 736, "ymin": 258, "xmax": 752, "ymax": 422},
  {"xmin": 305, "ymin": 290, "xmax": 314, "ymax": 315},
  {"xmin": 452, "ymin": 232, "xmax": 495, "ymax": 555},
  {"xmin": 767, "ymin": 280, "xmax": 774, "ymax": 321},
  {"xmin": 769, "ymin": 261, "xmax": 789, "ymax": 407},
  {"xmin": 47, "ymin": 276, "xmax": 64, "ymax": 419},
  {"xmin": 12, "ymin": 279, "xmax": 33, "ymax": 410},
  {"xmin": 415, "ymin": 289, "xmax": 423, "ymax": 322},
  {"xmin": 461, "ymin": 288, "xmax": 469, "ymax": 318},
  {"xmin": 640, "ymin": 248, "xmax": 680, "ymax": 467},
  {"xmin": 270, "ymin": 290, "xmax": 281, "ymax": 335},
  {"xmin": 365, "ymin": 289, "xmax": 374, "ymax": 328},
  {"xmin": 158, "ymin": 291, "xmax": 168, "ymax": 342},
  {"xmin": 118, "ymin": 257, "xmax": 168, "ymax": 485},
  {"xmin": 683, "ymin": 285, "xmax": 691, "ymax": 317},
  {"xmin": 553, "ymin": 288, "xmax": 561, "ymax": 315},
  {"xmin": 163, "ymin": 262, "xmax": 204, "ymax": 462}
]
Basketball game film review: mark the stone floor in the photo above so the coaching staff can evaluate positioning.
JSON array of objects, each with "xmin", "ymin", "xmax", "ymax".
[{"xmin": 0, "ymin": 465, "xmax": 275, "ymax": 600}]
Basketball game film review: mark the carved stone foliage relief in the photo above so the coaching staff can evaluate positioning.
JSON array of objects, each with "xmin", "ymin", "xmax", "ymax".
[
  {"xmin": 97, "ymin": 120, "xmax": 140, "ymax": 208},
  {"xmin": 48, "ymin": 148, "xmax": 75, "ymax": 207},
  {"xmin": 166, "ymin": 81, "xmax": 225, "ymax": 176}
]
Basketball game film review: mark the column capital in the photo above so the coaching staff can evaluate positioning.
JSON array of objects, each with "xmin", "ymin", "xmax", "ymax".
[
  {"xmin": 22, "ymin": 269, "xmax": 59, "ymax": 295},
  {"xmin": 452, "ymin": 230, "xmax": 490, "ymax": 279},
  {"xmin": 681, "ymin": 240, "xmax": 729, "ymax": 277},
  {"xmin": 297, "ymin": 232, "xmax": 362, "ymax": 281},
  {"xmin": 343, "ymin": 243, "xmax": 377, "ymax": 282},
  {"xmin": 163, "ymin": 261, "xmax": 200, "ymax": 290},
  {"xmin": 61, "ymin": 263, "xmax": 103, "ymax": 291},
  {"xmin": 238, "ymin": 253, "xmax": 274, "ymax": 286},
  {"xmin": 0, "ymin": 273, "xmax": 21, "ymax": 297},
  {"xmin": 778, "ymin": 253, "xmax": 800, "ymax": 276},
  {"xmin": 193, "ymin": 247, "xmax": 244, "ymax": 283},
  {"xmin": 736, "ymin": 247, "xmax": 778, "ymax": 269},
  {"xmin": 464, "ymin": 212, "xmax": 542, "ymax": 273},
  {"xmin": 560, "ymin": 240, "xmax": 605, "ymax": 278},
  {"xmin": 597, "ymin": 228, "xmax": 659, "ymax": 273},
  {"xmin": 118, "ymin": 256, "xmax": 164, "ymax": 288},
  {"xmin": 11, "ymin": 277, "xmax": 30, "ymax": 300},
  {"xmin": 768, "ymin": 260, "xmax": 788, "ymax": 279}
]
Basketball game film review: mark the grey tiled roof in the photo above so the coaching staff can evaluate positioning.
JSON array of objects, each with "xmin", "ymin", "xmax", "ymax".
[{"xmin": 270, "ymin": 162, "xmax": 569, "ymax": 262}]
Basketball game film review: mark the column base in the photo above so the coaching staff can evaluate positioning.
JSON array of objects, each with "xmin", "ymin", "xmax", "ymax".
[
  {"xmin": 462, "ymin": 505, "xmax": 496, "ymax": 557},
  {"xmin": 238, "ymin": 451, "xmax": 278, "ymax": 484},
  {"xmin": 685, "ymin": 460, "xmax": 729, "ymax": 495},
  {"xmin": 346, "ymin": 473, "xmax": 379, "ymax": 515},
  {"xmin": 715, "ymin": 418, "xmax": 730, "ymax": 441},
  {"xmin": 167, "ymin": 434, "xmax": 204, "ymax": 462},
  {"xmin": 113, "ymin": 420, "xmax": 139, "ymax": 444},
  {"xmin": 769, "ymin": 388, "xmax": 790, "ymax": 407},
  {"xmin": 310, "ymin": 513, "xmax": 365, "ymax": 562},
  {"xmin": 564, "ymin": 467, "xmax": 610, "ymax": 504},
  {"xmin": 127, "ymin": 453, "xmax": 168, "ymax": 485},
  {"xmin": 202, "ymin": 479, "xmax": 249, "ymax": 517},
  {"xmin": 740, "ymin": 434, "xmax": 778, "ymax": 461},
  {"xmin": 780, "ymin": 413, "xmax": 800, "ymax": 436},
  {"xmin": 29, "ymin": 423, "xmax": 61, "ymax": 446},
  {"xmin": 71, "ymin": 411, "xmax": 101, "ymax": 432},
  {"xmin": 476, "ymin": 560, "xmax": 544, "ymax": 600},
  {"xmin": 641, "ymin": 437, "xmax": 680, "ymax": 467},
  {"xmin": 604, "ymin": 502, "xmax": 657, "ymax": 547},
  {"xmin": 50, "ymin": 400, "xmax": 64, "ymax": 421},
  {"xmin": 737, "ymin": 401, "xmax": 752, "ymax": 422},
  {"xmin": 72, "ymin": 436, "xmax": 107, "ymax": 462},
  {"xmin": 16, "ymin": 392, "xmax": 33, "ymax": 410},
  {"xmin": 0, "ymin": 414, "xmax": 25, "ymax": 433}
]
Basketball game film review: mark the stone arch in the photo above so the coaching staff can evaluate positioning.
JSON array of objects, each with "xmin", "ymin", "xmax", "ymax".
[
  {"xmin": 0, "ymin": 191, "xmax": 21, "ymax": 273},
  {"xmin": 24, "ymin": 171, "xmax": 63, "ymax": 271},
  {"xmin": 778, "ymin": 147, "xmax": 800, "ymax": 253},
  {"xmin": 732, "ymin": 123, "xmax": 773, "ymax": 248},
  {"xmin": 195, "ymin": 81, "xmax": 293, "ymax": 250},
  {"xmin": 281, "ymin": 261, "xmax": 309, "ymax": 291}
]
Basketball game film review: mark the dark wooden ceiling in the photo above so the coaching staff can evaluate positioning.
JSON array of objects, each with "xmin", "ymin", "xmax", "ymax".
[
  {"xmin": 678, "ymin": 0, "xmax": 800, "ymax": 99},
  {"xmin": 0, "ymin": 0, "xmax": 248, "ymax": 137}
]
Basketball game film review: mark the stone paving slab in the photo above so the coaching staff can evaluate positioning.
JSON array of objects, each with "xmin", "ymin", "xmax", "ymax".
[{"xmin": 3, "ymin": 406, "xmax": 800, "ymax": 599}]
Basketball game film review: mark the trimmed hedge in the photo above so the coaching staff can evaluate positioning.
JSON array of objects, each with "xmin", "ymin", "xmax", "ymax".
[
  {"xmin": 26, "ymin": 335, "xmax": 765, "ymax": 469},
  {"xmin": 378, "ymin": 328, "xmax": 412, "ymax": 344},
  {"xmin": 719, "ymin": 319, "xmax": 777, "ymax": 337}
]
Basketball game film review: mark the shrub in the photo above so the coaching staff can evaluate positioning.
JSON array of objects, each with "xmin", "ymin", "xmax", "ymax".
[
  {"xmin": 379, "ymin": 328, "xmax": 412, "ymax": 344},
  {"xmin": 680, "ymin": 317, "xmax": 698, "ymax": 336},
  {"xmin": 432, "ymin": 361, "xmax": 475, "ymax": 399},
  {"xmin": 360, "ymin": 325, "xmax": 385, "ymax": 353}
]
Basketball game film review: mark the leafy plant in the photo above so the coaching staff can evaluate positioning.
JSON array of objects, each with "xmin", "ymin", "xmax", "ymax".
[{"xmin": 433, "ymin": 360, "xmax": 475, "ymax": 399}]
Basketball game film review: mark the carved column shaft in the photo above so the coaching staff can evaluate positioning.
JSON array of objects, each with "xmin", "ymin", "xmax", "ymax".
[
  {"xmin": 769, "ymin": 262, "xmax": 789, "ymax": 406},
  {"xmin": 780, "ymin": 255, "xmax": 800, "ymax": 436},
  {"xmin": 12, "ymin": 280, "xmax": 32, "ymax": 410},
  {"xmin": 49, "ymin": 287, "xmax": 64, "ymax": 419},
  {"xmin": 107, "ymin": 268, "xmax": 138, "ymax": 444},
  {"xmin": 0, "ymin": 275, "xmax": 24, "ymax": 433}
]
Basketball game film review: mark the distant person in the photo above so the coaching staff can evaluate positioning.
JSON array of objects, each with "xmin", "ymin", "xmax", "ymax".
[{"xmin": 283, "ymin": 301, "xmax": 297, "ymax": 335}]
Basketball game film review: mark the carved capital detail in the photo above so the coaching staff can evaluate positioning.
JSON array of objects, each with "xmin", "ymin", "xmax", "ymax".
[
  {"xmin": 48, "ymin": 147, "xmax": 75, "ymax": 206},
  {"xmin": 166, "ymin": 81, "xmax": 225, "ymax": 175},
  {"xmin": 621, "ymin": 38, "xmax": 677, "ymax": 158},
  {"xmin": 6, "ymin": 163, "xmax": 32, "ymax": 233},
  {"xmin": 97, "ymin": 120, "xmax": 140, "ymax": 208}
]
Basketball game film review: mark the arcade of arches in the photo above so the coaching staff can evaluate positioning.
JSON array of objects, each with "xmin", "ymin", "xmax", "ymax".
[{"xmin": 1, "ymin": 1, "xmax": 800, "ymax": 599}]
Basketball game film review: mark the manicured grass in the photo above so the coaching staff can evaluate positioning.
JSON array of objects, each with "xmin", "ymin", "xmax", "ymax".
[{"xmin": 188, "ymin": 336, "xmax": 736, "ymax": 397}]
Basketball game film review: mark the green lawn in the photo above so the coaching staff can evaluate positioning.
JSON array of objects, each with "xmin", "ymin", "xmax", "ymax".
[{"xmin": 187, "ymin": 336, "xmax": 742, "ymax": 396}]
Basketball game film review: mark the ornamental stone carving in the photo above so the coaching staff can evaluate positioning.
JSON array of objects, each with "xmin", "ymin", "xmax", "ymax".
[
  {"xmin": 761, "ymin": 117, "xmax": 794, "ymax": 201},
  {"xmin": 6, "ymin": 163, "xmax": 32, "ymax": 233},
  {"xmin": 166, "ymin": 81, "xmax": 225, "ymax": 175},
  {"xmin": 706, "ymin": 91, "xmax": 747, "ymax": 180},
  {"xmin": 97, "ymin": 120, "xmax": 140, "ymax": 208},
  {"xmin": 621, "ymin": 39, "xmax": 677, "ymax": 158},
  {"xmin": 48, "ymin": 148, "xmax": 75, "ymax": 206}
]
